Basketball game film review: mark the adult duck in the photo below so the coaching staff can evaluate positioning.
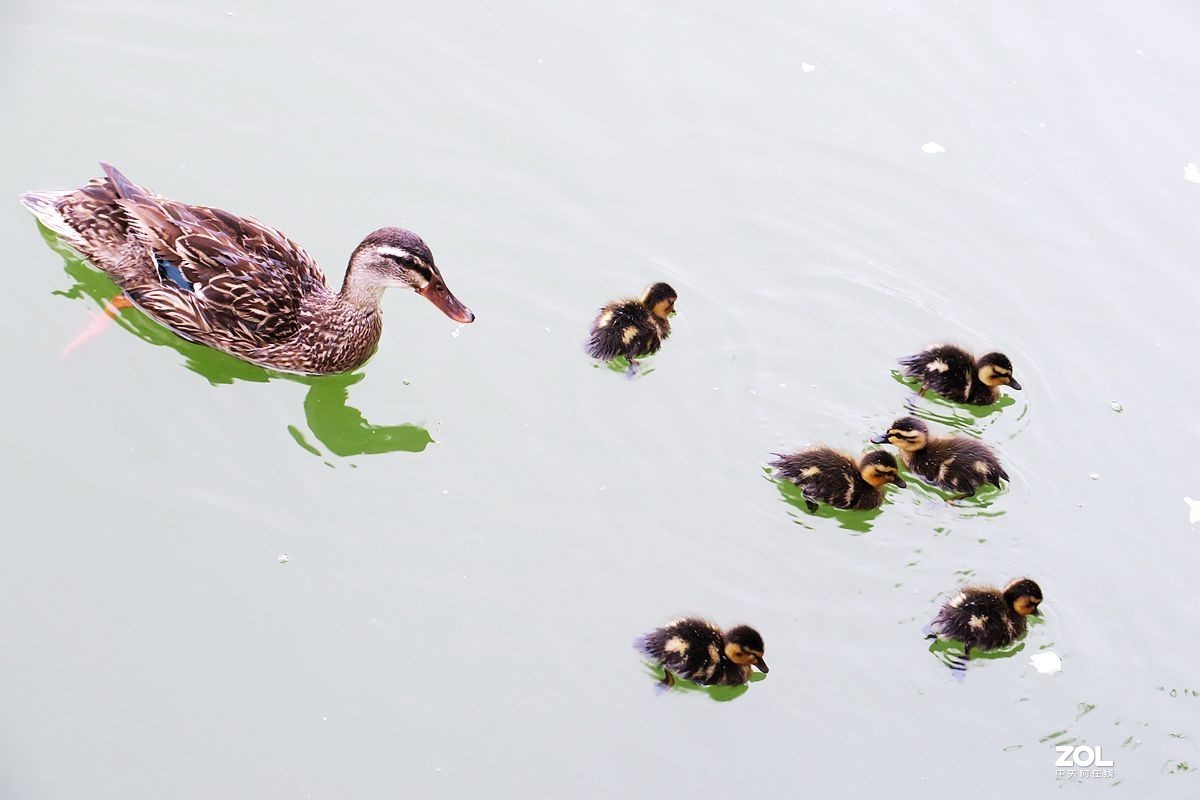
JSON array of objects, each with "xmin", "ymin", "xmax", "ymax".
[{"xmin": 21, "ymin": 163, "xmax": 474, "ymax": 374}]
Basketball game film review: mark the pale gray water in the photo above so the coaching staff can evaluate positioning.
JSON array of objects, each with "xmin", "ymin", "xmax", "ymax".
[{"xmin": 1, "ymin": 1, "xmax": 1198, "ymax": 797}]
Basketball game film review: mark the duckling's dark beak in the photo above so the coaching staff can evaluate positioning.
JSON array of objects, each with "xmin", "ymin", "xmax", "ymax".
[
  {"xmin": 755, "ymin": 658, "xmax": 769, "ymax": 674},
  {"xmin": 1008, "ymin": 377, "xmax": 1022, "ymax": 390},
  {"xmin": 1030, "ymin": 606, "xmax": 1041, "ymax": 616},
  {"xmin": 869, "ymin": 434, "xmax": 889, "ymax": 445},
  {"xmin": 891, "ymin": 475, "xmax": 907, "ymax": 488},
  {"xmin": 420, "ymin": 278, "xmax": 475, "ymax": 324}
]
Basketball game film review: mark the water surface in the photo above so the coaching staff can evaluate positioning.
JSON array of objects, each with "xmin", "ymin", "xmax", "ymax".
[{"xmin": 1, "ymin": 1, "xmax": 1198, "ymax": 797}]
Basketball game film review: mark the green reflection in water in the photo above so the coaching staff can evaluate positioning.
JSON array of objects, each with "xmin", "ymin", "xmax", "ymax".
[
  {"xmin": 40, "ymin": 223, "xmax": 431, "ymax": 459},
  {"xmin": 766, "ymin": 469, "xmax": 885, "ymax": 534},
  {"xmin": 641, "ymin": 662, "xmax": 763, "ymax": 702},
  {"xmin": 595, "ymin": 354, "xmax": 655, "ymax": 378},
  {"xmin": 890, "ymin": 369, "xmax": 1018, "ymax": 436},
  {"xmin": 899, "ymin": 469, "xmax": 1006, "ymax": 517},
  {"xmin": 927, "ymin": 610, "xmax": 1045, "ymax": 671},
  {"xmin": 928, "ymin": 632, "xmax": 1027, "ymax": 671},
  {"xmin": 290, "ymin": 372, "xmax": 432, "ymax": 457}
]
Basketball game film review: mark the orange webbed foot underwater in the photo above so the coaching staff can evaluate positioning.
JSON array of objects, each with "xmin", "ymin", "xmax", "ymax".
[{"xmin": 60, "ymin": 295, "xmax": 132, "ymax": 359}]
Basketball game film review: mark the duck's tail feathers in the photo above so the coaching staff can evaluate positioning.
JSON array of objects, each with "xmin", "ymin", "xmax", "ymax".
[
  {"xmin": 767, "ymin": 453, "xmax": 791, "ymax": 470},
  {"xmin": 632, "ymin": 634, "xmax": 653, "ymax": 658},
  {"xmin": 584, "ymin": 337, "xmax": 621, "ymax": 362},
  {"xmin": 19, "ymin": 190, "xmax": 85, "ymax": 245},
  {"xmin": 100, "ymin": 162, "xmax": 149, "ymax": 202}
]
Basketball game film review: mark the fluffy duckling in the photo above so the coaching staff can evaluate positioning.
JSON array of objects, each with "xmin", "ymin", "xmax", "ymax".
[
  {"xmin": 898, "ymin": 344, "xmax": 1021, "ymax": 405},
  {"xmin": 638, "ymin": 618, "xmax": 767, "ymax": 687},
  {"xmin": 771, "ymin": 447, "xmax": 906, "ymax": 512},
  {"xmin": 929, "ymin": 578, "xmax": 1043, "ymax": 656},
  {"xmin": 872, "ymin": 417, "xmax": 1007, "ymax": 498},
  {"xmin": 586, "ymin": 282, "xmax": 676, "ymax": 365}
]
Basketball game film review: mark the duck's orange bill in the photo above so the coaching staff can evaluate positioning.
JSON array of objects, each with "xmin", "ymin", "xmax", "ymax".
[{"xmin": 420, "ymin": 279, "xmax": 475, "ymax": 324}]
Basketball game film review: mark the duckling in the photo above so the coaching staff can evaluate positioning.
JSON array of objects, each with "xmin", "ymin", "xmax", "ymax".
[
  {"xmin": 871, "ymin": 416, "xmax": 1007, "ymax": 498},
  {"xmin": 898, "ymin": 344, "xmax": 1021, "ymax": 405},
  {"xmin": 770, "ymin": 447, "xmax": 906, "ymax": 512},
  {"xmin": 586, "ymin": 282, "xmax": 676, "ymax": 367},
  {"xmin": 929, "ymin": 578, "xmax": 1043, "ymax": 657},
  {"xmin": 637, "ymin": 618, "xmax": 767, "ymax": 687}
]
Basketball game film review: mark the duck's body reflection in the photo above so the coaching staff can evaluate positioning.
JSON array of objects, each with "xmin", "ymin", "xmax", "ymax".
[
  {"xmin": 44, "ymin": 226, "xmax": 432, "ymax": 458},
  {"xmin": 291, "ymin": 372, "xmax": 433, "ymax": 456}
]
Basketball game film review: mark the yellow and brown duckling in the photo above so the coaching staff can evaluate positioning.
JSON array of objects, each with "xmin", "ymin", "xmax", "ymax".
[
  {"xmin": 929, "ymin": 578, "xmax": 1043, "ymax": 657},
  {"xmin": 771, "ymin": 447, "xmax": 906, "ymax": 512},
  {"xmin": 898, "ymin": 344, "xmax": 1021, "ymax": 405},
  {"xmin": 872, "ymin": 417, "xmax": 1007, "ymax": 499},
  {"xmin": 637, "ymin": 618, "xmax": 767, "ymax": 687},
  {"xmin": 586, "ymin": 282, "xmax": 676, "ymax": 366}
]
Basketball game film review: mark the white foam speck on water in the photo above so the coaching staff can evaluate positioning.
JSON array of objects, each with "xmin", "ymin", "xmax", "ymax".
[
  {"xmin": 1185, "ymin": 163, "xmax": 1200, "ymax": 184},
  {"xmin": 801, "ymin": 63, "xmax": 815, "ymax": 73},
  {"xmin": 921, "ymin": 141, "xmax": 946, "ymax": 154},
  {"xmin": 277, "ymin": 553, "xmax": 289, "ymax": 564},
  {"xmin": 1089, "ymin": 473, "xmax": 1100, "ymax": 480},
  {"xmin": 451, "ymin": 325, "xmax": 463, "ymax": 338},
  {"xmin": 1030, "ymin": 652, "xmax": 1062, "ymax": 674},
  {"xmin": 1110, "ymin": 401, "xmax": 1124, "ymax": 412},
  {"xmin": 1185, "ymin": 497, "xmax": 1200, "ymax": 524},
  {"xmin": 1134, "ymin": 48, "xmax": 1144, "ymax": 55}
]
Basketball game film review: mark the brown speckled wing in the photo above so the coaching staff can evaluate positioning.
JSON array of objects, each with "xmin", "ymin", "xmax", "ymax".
[{"xmin": 116, "ymin": 192, "xmax": 329, "ymax": 345}]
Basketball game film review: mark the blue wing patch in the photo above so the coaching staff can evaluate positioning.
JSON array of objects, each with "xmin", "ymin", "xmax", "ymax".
[{"xmin": 156, "ymin": 257, "xmax": 193, "ymax": 292}]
